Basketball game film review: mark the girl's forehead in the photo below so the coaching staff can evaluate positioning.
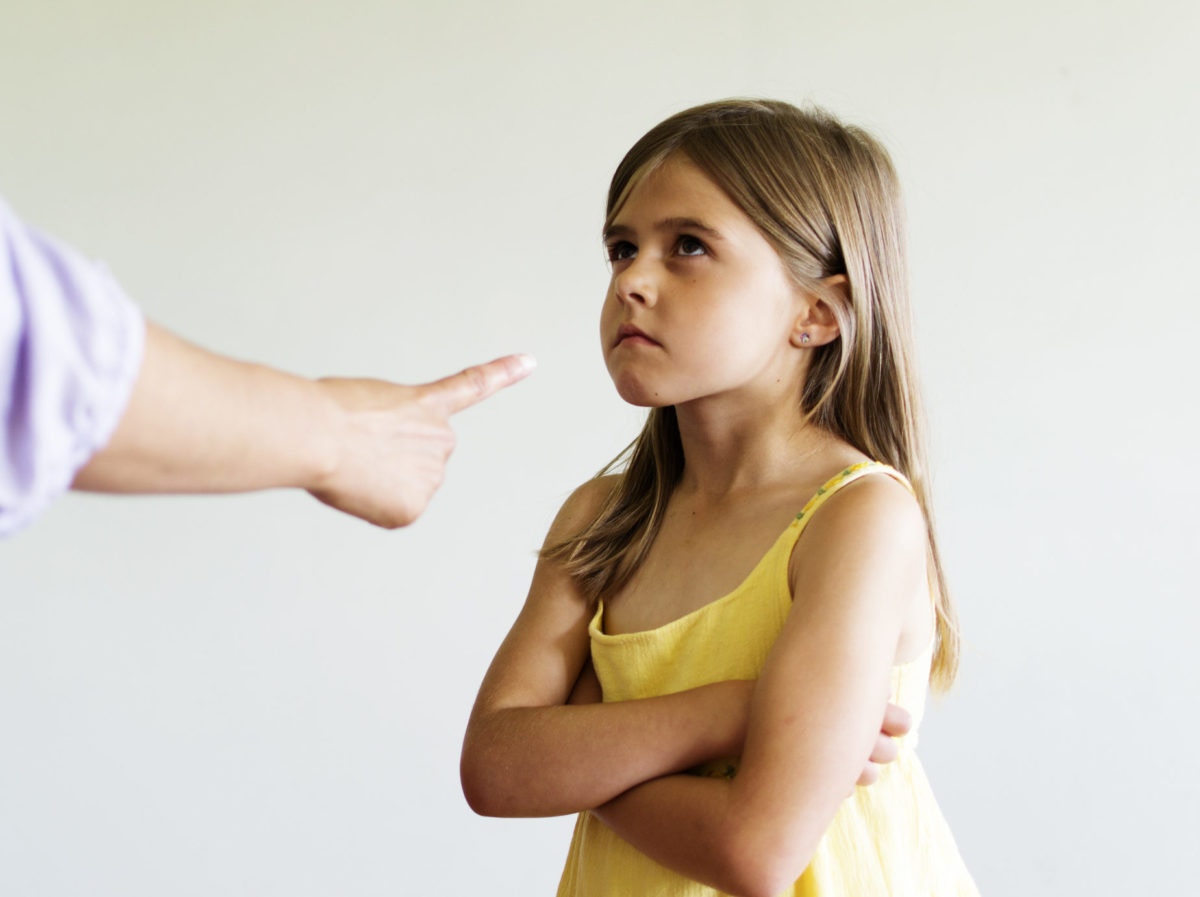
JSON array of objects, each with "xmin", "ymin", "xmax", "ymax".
[
  {"xmin": 611, "ymin": 156, "xmax": 742, "ymax": 225},
  {"xmin": 631, "ymin": 155, "xmax": 717, "ymax": 196}
]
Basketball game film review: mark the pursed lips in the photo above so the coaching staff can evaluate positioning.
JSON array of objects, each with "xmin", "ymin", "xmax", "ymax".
[{"xmin": 615, "ymin": 323, "xmax": 660, "ymax": 348}]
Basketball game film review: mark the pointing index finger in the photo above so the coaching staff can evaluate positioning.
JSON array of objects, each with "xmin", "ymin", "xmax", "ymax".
[{"xmin": 422, "ymin": 354, "xmax": 537, "ymax": 415}]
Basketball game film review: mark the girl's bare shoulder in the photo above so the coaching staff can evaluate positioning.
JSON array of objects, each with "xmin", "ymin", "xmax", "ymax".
[
  {"xmin": 807, "ymin": 471, "xmax": 924, "ymax": 543},
  {"xmin": 544, "ymin": 474, "xmax": 622, "ymax": 543}
]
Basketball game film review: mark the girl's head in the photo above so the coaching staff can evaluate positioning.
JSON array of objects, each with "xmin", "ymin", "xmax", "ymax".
[
  {"xmin": 554, "ymin": 99, "xmax": 958, "ymax": 688},
  {"xmin": 605, "ymin": 98, "xmax": 919, "ymax": 464}
]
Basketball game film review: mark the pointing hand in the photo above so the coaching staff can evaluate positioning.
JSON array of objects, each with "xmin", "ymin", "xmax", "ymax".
[{"xmin": 309, "ymin": 354, "xmax": 536, "ymax": 527}]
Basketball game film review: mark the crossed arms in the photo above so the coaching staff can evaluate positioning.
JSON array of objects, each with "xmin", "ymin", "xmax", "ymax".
[{"xmin": 461, "ymin": 472, "xmax": 926, "ymax": 897}]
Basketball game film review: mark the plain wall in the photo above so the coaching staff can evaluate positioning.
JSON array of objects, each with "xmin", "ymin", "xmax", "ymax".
[{"xmin": 2, "ymin": 1, "xmax": 1197, "ymax": 894}]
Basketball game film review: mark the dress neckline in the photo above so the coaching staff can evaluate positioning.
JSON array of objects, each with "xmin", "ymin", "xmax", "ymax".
[{"xmin": 592, "ymin": 461, "xmax": 909, "ymax": 641}]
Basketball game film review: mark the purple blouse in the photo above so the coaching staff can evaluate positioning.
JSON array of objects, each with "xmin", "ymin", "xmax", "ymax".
[{"xmin": 0, "ymin": 198, "xmax": 145, "ymax": 536}]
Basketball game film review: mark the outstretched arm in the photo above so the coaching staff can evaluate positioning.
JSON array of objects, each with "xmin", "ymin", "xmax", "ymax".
[
  {"xmin": 591, "ymin": 476, "xmax": 929, "ymax": 897},
  {"xmin": 73, "ymin": 322, "xmax": 535, "ymax": 527},
  {"xmin": 460, "ymin": 478, "xmax": 755, "ymax": 818}
]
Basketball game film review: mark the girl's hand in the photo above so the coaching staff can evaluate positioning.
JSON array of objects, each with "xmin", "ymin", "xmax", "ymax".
[{"xmin": 858, "ymin": 702, "xmax": 913, "ymax": 786}]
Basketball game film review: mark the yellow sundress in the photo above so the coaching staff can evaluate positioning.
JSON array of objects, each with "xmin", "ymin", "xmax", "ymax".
[{"xmin": 557, "ymin": 462, "xmax": 980, "ymax": 896}]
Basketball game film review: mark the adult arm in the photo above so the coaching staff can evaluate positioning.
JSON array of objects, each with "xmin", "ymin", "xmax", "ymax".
[
  {"xmin": 460, "ymin": 477, "xmax": 754, "ymax": 818},
  {"xmin": 74, "ymin": 321, "xmax": 534, "ymax": 528},
  {"xmin": 591, "ymin": 476, "xmax": 929, "ymax": 897},
  {"xmin": 1, "ymin": 197, "xmax": 533, "ymax": 533}
]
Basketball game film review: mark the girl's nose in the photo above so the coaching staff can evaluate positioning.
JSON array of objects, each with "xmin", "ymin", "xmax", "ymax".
[{"xmin": 613, "ymin": 260, "xmax": 656, "ymax": 307}]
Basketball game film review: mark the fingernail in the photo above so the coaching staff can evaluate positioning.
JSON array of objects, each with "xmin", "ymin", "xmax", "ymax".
[{"xmin": 515, "ymin": 354, "xmax": 537, "ymax": 373}]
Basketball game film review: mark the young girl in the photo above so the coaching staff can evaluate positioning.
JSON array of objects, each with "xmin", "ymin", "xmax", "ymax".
[{"xmin": 461, "ymin": 99, "xmax": 979, "ymax": 897}]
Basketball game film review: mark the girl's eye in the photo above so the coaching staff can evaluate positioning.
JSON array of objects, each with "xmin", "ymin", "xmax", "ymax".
[
  {"xmin": 677, "ymin": 235, "xmax": 707, "ymax": 257},
  {"xmin": 606, "ymin": 241, "xmax": 636, "ymax": 263}
]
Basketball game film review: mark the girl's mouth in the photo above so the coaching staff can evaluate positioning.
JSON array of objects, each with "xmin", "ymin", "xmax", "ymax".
[{"xmin": 616, "ymin": 324, "xmax": 659, "ymax": 347}]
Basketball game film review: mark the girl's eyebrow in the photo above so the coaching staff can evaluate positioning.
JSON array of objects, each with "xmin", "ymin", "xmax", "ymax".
[{"xmin": 603, "ymin": 217, "xmax": 725, "ymax": 242}]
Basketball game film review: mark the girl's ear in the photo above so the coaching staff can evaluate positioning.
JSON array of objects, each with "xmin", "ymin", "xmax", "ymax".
[{"xmin": 790, "ymin": 274, "xmax": 846, "ymax": 349}]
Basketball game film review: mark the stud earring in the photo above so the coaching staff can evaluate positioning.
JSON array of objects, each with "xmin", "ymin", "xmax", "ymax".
[{"xmin": 800, "ymin": 332, "xmax": 812, "ymax": 345}]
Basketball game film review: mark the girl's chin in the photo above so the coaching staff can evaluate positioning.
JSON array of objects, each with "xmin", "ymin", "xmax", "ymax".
[{"xmin": 611, "ymin": 379, "xmax": 673, "ymax": 409}]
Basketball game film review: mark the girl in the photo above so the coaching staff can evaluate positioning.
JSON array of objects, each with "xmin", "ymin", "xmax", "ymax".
[{"xmin": 461, "ymin": 99, "xmax": 978, "ymax": 897}]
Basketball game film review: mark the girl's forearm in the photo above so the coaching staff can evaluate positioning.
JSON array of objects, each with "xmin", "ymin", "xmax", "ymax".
[
  {"xmin": 460, "ymin": 679, "xmax": 751, "ymax": 818},
  {"xmin": 594, "ymin": 774, "xmax": 815, "ymax": 897},
  {"xmin": 594, "ymin": 776, "xmax": 743, "ymax": 892}
]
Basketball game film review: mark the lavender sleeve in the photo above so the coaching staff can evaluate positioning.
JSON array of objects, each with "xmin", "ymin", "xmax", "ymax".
[{"xmin": 0, "ymin": 199, "xmax": 146, "ymax": 537}]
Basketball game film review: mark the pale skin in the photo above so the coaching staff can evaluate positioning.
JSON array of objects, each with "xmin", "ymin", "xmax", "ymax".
[
  {"xmin": 72, "ymin": 321, "xmax": 536, "ymax": 528},
  {"xmin": 461, "ymin": 156, "xmax": 931, "ymax": 897}
]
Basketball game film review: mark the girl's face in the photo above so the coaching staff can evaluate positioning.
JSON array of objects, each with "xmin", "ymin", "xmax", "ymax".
[{"xmin": 601, "ymin": 154, "xmax": 807, "ymax": 410}]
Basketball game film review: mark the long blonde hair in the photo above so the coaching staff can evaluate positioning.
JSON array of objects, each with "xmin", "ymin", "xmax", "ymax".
[{"xmin": 545, "ymin": 99, "xmax": 959, "ymax": 690}]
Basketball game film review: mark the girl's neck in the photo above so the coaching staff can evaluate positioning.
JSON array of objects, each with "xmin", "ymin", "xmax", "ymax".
[{"xmin": 672, "ymin": 392, "xmax": 837, "ymax": 500}]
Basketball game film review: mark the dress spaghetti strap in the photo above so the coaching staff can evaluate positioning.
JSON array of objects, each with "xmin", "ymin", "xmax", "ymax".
[{"xmin": 795, "ymin": 460, "xmax": 913, "ymax": 525}]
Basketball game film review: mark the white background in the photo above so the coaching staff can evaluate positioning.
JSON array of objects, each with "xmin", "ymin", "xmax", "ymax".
[{"xmin": 2, "ymin": 1, "xmax": 1197, "ymax": 894}]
